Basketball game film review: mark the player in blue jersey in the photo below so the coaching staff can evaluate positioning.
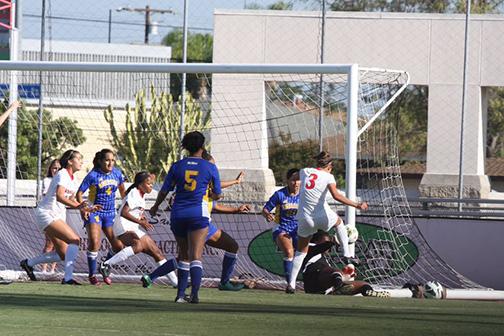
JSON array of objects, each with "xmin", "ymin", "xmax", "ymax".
[
  {"xmin": 76, "ymin": 149, "xmax": 126, "ymax": 286},
  {"xmin": 262, "ymin": 168, "xmax": 300, "ymax": 293},
  {"xmin": 151, "ymin": 150, "xmax": 249, "ymax": 294},
  {"xmin": 151, "ymin": 131, "xmax": 222, "ymax": 303}
]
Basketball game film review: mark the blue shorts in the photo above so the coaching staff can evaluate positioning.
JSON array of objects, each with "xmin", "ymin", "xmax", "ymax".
[
  {"xmin": 85, "ymin": 212, "xmax": 115, "ymax": 229},
  {"xmin": 272, "ymin": 228, "xmax": 298, "ymax": 250},
  {"xmin": 206, "ymin": 222, "xmax": 219, "ymax": 242},
  {"xmin": 170, "ymin": 216, "xmax": 210, "ymax": 238}
]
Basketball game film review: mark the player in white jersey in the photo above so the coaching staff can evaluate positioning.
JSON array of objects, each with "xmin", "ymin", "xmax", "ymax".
[
  {"xmin": 20, "ymin": 150, "xmax": 101, "ymax": 285},
  {"xmin": 99, "ymin": 172, "xmax": 178, "ymax": 288},
  {"xmin": 287, "ymin": 151, "xmax": 368, "ymax": 293}
]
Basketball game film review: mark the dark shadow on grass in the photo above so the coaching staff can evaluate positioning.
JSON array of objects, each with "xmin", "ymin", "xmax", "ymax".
[{"xmin": 1, "ymin": 292, "xmax": 504, "ymax": 328}]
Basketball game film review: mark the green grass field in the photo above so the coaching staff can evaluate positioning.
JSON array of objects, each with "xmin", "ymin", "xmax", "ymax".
[{"xmin": 1, "ymin": 282, "xmax": 504, "ymax": 336}]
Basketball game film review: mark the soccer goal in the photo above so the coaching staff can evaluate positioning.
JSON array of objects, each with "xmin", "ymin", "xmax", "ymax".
[{"xmin": 0, "ymin": 61, "xmax": 484, "ymax": 295}]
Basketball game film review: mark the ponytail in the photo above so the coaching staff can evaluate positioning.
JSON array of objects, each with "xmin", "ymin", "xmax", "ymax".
[
  {"xmin": 59, "ymin": 150, "xmax": 80, "ymax": 170},
  {"xmin": 126, "ymin": 171, "xmax": 151, "ymax": 196},
  {"xmin": 314, "ymin": 151, "xmax": 333, "ymax": 168}
]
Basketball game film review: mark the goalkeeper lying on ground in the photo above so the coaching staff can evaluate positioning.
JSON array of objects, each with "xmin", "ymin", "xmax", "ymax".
[{"xmin": 302, "ymin": 231, "xmax": 389, "ymax": 297}]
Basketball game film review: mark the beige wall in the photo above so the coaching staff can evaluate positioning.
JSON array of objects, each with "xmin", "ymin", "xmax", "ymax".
[{"xmin": 213, "ymin": 10, "xmax": 504, "ymax": 196}]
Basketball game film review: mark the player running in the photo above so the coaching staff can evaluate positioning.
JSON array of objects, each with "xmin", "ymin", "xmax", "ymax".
[
  {"xmin": 76, "ymin": 149, "xmax": 126, "ymax": 286},
  {"xmin": 98, "ymin": 172, "xmax": 178, "ymax": 287},
  {"xmin": 21, "ymin": 150, "xmax": 101, "ymax": 285},
  {"xmin": 262, "ymin": 168, "xmax": 300, "ymax": 293},
  {"xmin": 287, "ymin": 151, "xmax": 368, "ymax": 293},
  {"xmin": 151, "ymin": 131, "xmax": 222, "ymax": 303},
  {"xmin": 150, "ymin": 150, "xmax": 248, "ymax": 293}
]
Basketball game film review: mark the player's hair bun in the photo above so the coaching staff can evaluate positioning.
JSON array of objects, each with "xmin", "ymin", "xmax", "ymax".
[{"xmin": 314, "ymin": 151, "xmax": 333, "ymax": 168}]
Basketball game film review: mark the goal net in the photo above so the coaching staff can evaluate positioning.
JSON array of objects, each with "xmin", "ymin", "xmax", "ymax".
[{"xmin": 0, "ymin": 62, "xmax": 481, "ymax": 290}]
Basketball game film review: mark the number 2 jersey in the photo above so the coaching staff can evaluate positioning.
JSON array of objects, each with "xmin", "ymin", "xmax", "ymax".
[
  {"xmin": 296, "ymin": 167, "xmax": 336, "ymax": 221},
  {"xmin": 78, "ymin": 167, "xmax": 125, "ymax": 214},
  {"xmin": 161, "ymin": 157, "xmax": 222, "ymax": 219}
]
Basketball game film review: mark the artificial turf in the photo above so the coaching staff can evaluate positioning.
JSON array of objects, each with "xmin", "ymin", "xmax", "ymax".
[{"xmin": 1, "ymin": 282, "xmax": 504, "ymax": 336}]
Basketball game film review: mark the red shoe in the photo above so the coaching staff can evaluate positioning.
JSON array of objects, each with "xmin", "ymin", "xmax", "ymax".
[
  {"xmin": 103, "ymin": 276, "xmax": 112, "ymax": 285},
  {"xmin": 88, "ymin": 275, "xmax": 101, "ymax": 286}
]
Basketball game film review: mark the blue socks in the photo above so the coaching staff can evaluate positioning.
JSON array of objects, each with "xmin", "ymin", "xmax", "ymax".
[
  {"xmin": 87, "ymin": 251, "xmax": 98, "ymax": 277},
  {"xmin": 177, "ymin": 261, "xmax": 190, "ymax": 299},
  {"xmin": 283, "ymin": 257, "xmax": 293, "ymax": 284},
  {"xmin": 221, "ymin": 252, "xmax": 237, "ymax": 285},
  {"xmin": 190, "ymin": 260, "xmax": 203, "ymax": 299},
  {"xmin": 105, "ymin": 250, "xmax": 115, "ymax": 261},
  {"xmin": 149, "ymin": 258, "xmax": 177, "ymax": 282}
]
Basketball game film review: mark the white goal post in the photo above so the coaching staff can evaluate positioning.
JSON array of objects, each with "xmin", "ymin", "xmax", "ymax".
[{"xmin": 0, "ymin": 60, "xmax": 407, "ymax": 231}]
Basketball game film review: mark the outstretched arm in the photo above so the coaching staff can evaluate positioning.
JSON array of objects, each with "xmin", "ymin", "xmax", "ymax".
[
  {"xmin": 327, "ymin": 184, "xmax": 368, "ymax": 211},
  {"xmin": 213, "ymin": 203, "xmax": 250, "ymax": 214},
  {"xmin": 150, "ymin": 190, "xmax": 168, "ymax": 216},
  {"xmin": 0, "ymin": 101, "xmax": 21, "ymax": 128},
  {"xmin": 220, "ymin": 171, "xmax": 244, "ymax": 189}
]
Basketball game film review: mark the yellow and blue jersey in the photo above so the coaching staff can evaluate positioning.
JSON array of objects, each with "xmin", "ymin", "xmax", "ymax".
[
  {"xmin": 263, "ymin": 187, "xmax": 299, "ymax": 234},
  {"xmin": 161, "ymin": 157, "xmax": 221, "ymax": 219},
  {"xmin": 78, "ymin": 167, "xmax": 125, "ymax": 214}
]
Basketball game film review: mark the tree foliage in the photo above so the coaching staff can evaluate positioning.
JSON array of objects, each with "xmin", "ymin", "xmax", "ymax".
[
  {"xmin": 268, "ymin": 132, "xmax": 345, "ymax": 186},
  {"xmin": 389, "ymin": 85, "xmax": 428, "ymax": 160},
  {"xmin": 104, "ymin": 87, "xmax": 211, "ymax": 179},
  {"xmin": 0, "ymin": 101, "xmax": 85, "ymax": 179},
  {"xmin": 162, "ymin": 30, "xmax": 213, "ymax": 100},
  {"xmin": 487, "ymin": 87, "xmax": 504, "ymax": 157},
  {"xmin": 246, "ymin": 1, "xmax": 294, "ymax": 10}
]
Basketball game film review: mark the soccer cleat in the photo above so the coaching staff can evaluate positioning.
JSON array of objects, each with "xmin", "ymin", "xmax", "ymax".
[
  {"xmin": 141, "ymin": 275, "xmax": 153, "ymax": 288},
  {"xmin": 364, "ymin": 289, "xmax": 391, "ymax": 298},
  {"xmin": 88, "ymin": 275, "xmax": 100, "ymax": 286},
  {"xmin": 342, "ymin": 256, "xmax": 361, "ymax": 266},
  {"xmin": 20, "ymin": 259, "xmax": 37, "ymax": 281},
  {"xmin": 61, "ymin": 279, "xmax": 82, "ymax": 285},
  {"xmin": 189, "ymin": 295, "xmax": 199, "ymax": 304},
  {"xmin": 218, "ymin": 281, "xmax": 244, "ymax": 291},
  {"xmin": 174, "ymin": 295, "xmax": 190, "ymax": 303},
  {"xmin": 103, "ymin": 276, "xmax": 112, "ymax": 285},
  {"xmin": 285, "ymin": 285, "xmax": 295, "ymax": 294},
  {"xmin": 99, "ymin": 262, "xmax": 111, "ymax": 278}
]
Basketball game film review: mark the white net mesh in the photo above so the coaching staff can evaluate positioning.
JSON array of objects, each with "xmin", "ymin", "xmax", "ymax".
[{"xmin": 0, "ymin": 64, "xmax": 481, "ymax": 289}]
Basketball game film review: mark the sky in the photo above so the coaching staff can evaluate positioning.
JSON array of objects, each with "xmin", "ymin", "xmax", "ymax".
[{"xmin": 21, "ymin": 0, "xmax": 312, "ymax": 45}]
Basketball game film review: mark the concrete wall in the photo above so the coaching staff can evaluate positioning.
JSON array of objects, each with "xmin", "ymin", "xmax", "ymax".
[{"xmin": 213, "ymin": 10, "xmax": 504, "ymax": 197}]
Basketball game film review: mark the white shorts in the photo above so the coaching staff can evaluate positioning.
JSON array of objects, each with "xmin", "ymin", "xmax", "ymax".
[
  {"xmin": 113, "ymin": 219, "xmax": 146, "ymax": 239},
  {"xmin": 297, "ymin": 208, "xmax": 339, "ymax": 238},
  {"xmin": 35, "ymin": 208, "xmax": 66, "ymax": 232}
]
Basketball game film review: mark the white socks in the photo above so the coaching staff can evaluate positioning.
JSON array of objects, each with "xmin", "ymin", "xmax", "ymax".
[
  {"xmin": 64, "ymin": 244, "xmax": 79, "ymax": 282},
  {"xmin": 28, "ymin": 251, "xmax": 61, "ymax": 267},
  {"xmin": 105, "ymin": 246, "xmax": 135, "ymax": 266},
  {"xmin": 335, "ymin": 223, "xmax": 351, "ymax": 257},
  {"xmin": 167, "ymin": 271, "xmax": 178, "ymax": 287},
  {"xmin": 288, "ymin": 251, "xmax": 307, "ymax": 289}
]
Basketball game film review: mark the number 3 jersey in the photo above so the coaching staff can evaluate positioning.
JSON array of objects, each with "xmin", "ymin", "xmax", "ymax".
[
  {"xmin": 161, "ymin": 157, "xmax": 222, "ymax": 219},
  {"xmin": 296, "ymin": 167, "xmax": 336, "ymax": 220},
  {"xmin": 78, "ymin": 167, "xmax": 125, "ymax": 214}
]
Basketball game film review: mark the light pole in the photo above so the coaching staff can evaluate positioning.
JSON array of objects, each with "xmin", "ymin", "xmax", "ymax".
[
  {"xmin": 108, "ymin": 9, "xmax": 112, "ymax": 43},
  {"xmin": 116, "ymin": 6, "xmax": 174, "ymax": 44}
]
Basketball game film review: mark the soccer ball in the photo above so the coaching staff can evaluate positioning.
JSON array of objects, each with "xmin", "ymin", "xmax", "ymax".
[
  {"xmin": 423, "ymin": 281, "xmax": 445, "ymax": 299},
  {"xmin": 347, "ymin": 226, "xmax": 359, "ymax": 244},
  {"xmin": 334, "ymin": 225, "xmax": 359, "ymax": 244}
]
